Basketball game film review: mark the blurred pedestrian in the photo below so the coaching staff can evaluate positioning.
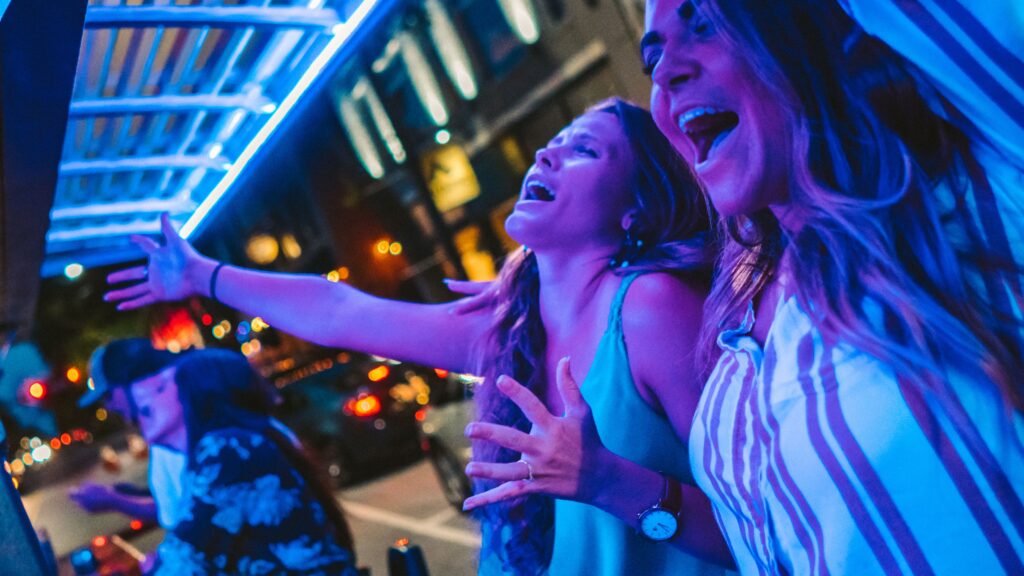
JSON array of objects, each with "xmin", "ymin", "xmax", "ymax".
[
  {"xmin": 147, "ymin": 348, "xmax": 359, "ymax": 575},
  {"xmin": 71, "ymin": 338, "xmax": 186, "ymax": 529}
]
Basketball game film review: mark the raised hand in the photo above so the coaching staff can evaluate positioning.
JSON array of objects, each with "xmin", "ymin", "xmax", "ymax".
[
  {"xmin": 462, "ymin": 357, "xmax": 613, "ymax": 510},
  {"xmin": 105, "ymin": 213, "xmax": 204, "ymax": 310},
  {"xmin": 444, "ymin": 279, "xmax": 496, "ymax": 315}
]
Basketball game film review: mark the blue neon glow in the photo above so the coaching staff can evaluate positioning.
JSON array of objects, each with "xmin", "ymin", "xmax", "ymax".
[{"xmin": 180, "ymin": 0, "xmax": 386, "ymax": 239}]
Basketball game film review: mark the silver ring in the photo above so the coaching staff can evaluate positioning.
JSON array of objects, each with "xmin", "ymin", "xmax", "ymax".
[{"xmin": 517, "ymin": 459, "xmax": 534, "ymax": 481}]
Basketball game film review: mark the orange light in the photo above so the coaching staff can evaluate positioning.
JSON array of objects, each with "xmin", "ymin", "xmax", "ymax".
[
  {"xmin": 395, "ymin": 538, "xmax": 410, "ymax": 548},
  {"xmin": 50, "ymin": 438, "xmax": 61, "ymax": 450},
  {"xmin": 28, "ymin": 382, "xmax": 46, "ymax": 400},
  {"xmin": 66, "ymin": 367, "xmax": 81, "ymax": 383},
  {"xmin": 367, "ymin": 365, "xmax": 390, "ymax": 382},
  {"xmin": 346, "ymin": 394, "xmax": 382, "ymax": 418},
  {"xmin": 92, "ymin": 536, "xmax": 107, "ymax": 548},
  {"xmin": 376, "ymin": 240, "xmax": 390, "ymax": 254},
  {"xmin": 130, "ymin": 519, "xmax": 143, "ymax": 531},
  {"xmin": 415, "ymin": 408, "xmax": 427, "ymax": 422},
  {"xmin": 60, "ymin": 433, "xmax": 71, "ymax": 445},
  {"xmin": 434, "ymin": 368, "xmax": 449, "ymax": 378}
]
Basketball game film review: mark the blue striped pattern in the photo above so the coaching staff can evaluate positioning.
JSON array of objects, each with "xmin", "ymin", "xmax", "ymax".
[{"xmin": 690, "ymin": 297, "xmax": 1024, "ymax": 575}]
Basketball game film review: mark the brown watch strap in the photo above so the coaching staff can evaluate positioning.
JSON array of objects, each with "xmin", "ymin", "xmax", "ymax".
[{"xmin": 660, "ymin": 475, "xmax": 682, "ymax": 514}]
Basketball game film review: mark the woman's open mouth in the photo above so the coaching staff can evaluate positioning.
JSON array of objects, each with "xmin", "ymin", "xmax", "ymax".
[
  {"xmin": 678, "ymin": 107, "xmax": 739, "ymax": 165},
  {"xmin": 522, "ymin": 179, "xmax": 556, "ymax": 201}
]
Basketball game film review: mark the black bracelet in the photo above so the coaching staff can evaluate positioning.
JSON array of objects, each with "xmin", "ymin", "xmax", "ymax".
[{"xmin": 209, "ymin": 262, "xmax": 227, "ymax": 303}]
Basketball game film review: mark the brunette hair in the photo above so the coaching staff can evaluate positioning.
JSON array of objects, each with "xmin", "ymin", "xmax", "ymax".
[
  {"xmin": 473, "ymin": 98, "xmax": 712, "ymax": 574},
  {"xmin": 695, "ymin": 1, "xmax": 1023, "ymax": 407},
  {"xmin": 173, "ymin": 349, "xmax": 355, "ymax": 552}
]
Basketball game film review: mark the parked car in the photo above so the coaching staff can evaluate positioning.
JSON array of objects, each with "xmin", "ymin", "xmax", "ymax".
[
  {"xmin": 276, "ymin": 357, "xmax": 441, "ymax": 487},
  {"xmin": 417, "ymin": 374, "xmax": 476, "ymax": 509}
]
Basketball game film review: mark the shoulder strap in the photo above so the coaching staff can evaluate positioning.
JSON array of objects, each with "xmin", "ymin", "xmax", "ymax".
[{"xmin": 607, "ymin": 272, "xmax": 642, "ymax": 333}]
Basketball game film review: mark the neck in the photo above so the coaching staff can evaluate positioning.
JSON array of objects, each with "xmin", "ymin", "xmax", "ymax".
[{"xmin": 534, "ymin": 248, "xmax": 615, "ymax": 337}]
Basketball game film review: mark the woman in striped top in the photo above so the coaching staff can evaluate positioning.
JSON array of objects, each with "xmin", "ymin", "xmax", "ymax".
[{"xmin": 466, "ymin": 1, "xmax": 1024, "ymax": 574}]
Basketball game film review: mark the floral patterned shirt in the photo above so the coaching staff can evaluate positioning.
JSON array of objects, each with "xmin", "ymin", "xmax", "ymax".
[{"xmin": 153, "ymin": 428, "xmax": 358, "ymax": 576}]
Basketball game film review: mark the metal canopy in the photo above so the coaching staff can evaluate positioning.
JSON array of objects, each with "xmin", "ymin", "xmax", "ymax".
[{"xmin": 43, "ymin": 0, "xmax": 382, "ymax": 277}]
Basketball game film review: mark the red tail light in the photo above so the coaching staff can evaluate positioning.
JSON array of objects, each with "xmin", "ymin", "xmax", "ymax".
[
  {"xmin": 28, "ymin": 382, "xmax": 47, "ymax": 400},
  {"xmin": 346, "ymin": 393, "xmax": 382, "ymax": 418}
]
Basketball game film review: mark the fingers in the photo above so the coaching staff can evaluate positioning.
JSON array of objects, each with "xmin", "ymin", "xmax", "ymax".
[
  {"xmin": 465, "ymin": 422, "xmax": 534, "ymax": 454},
  {"xmin": 104, "ymin": 282, "xmax": 150, "ymax": 303},
  {"xmin": 443, "ymin": 279, "xmax": 490, "ymax": 295},
  {"xmin": 107, "ymin": 266, "xmax": 147, "ymax": 285},
  {"xmin": 116, "ymin": 293, "xmax": 159, "ymax": 311},
  {"xmin": 555, "ymin": 356, "xmax": 586, "ymax": 416},
  {"xmin": 464, "ymin": 460, "xmax": 533, "ymax": 482},
  {"xmin": 462, "ymin": 480, "xmax": 533, "ymax": 511},
  {"xmin": 159, "ymin": 213, "xmax": 180, "ymax": 245},
  {"xmin": 496, "ymin": 375, "xmax": 553, "ymax": 427},
  {"xmin": 130, "ymin": 235, "xmax": 160, "ymax": 255}
]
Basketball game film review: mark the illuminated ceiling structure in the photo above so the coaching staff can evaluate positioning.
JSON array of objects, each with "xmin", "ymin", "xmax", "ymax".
[{"xmin": 42, "ymin": 0, "xmax": 388, "ymax": 277}]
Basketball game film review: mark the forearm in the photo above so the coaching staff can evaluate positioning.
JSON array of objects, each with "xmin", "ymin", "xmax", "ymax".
[
  {"xmin": 591, "ymin": 451, "xmax": 735, "ymax": 568},
  {"xmin": 107, "ymin": 493, "xmax": 158, "ymax": 523},
  {"xmin": 188, "ymin": 257, "xmax": 487, "ymax": 372}
]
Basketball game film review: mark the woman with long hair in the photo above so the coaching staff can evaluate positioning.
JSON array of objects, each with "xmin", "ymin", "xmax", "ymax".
[
  {"xmin": 464, "ymin": 1, "xmax": 1024, "ymax": 574},
  {"xmin": 106, "ymin": 99, "xmax": 730, "ymax": 574},
  {"xmin": 143, "ymin": 349, "xmax": 359, "ymax": 575}
]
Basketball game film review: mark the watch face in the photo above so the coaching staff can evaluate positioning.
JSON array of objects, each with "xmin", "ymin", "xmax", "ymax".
[{"xmin": 640, "ymin": 509, "xmax": 678, "ymax": 541}]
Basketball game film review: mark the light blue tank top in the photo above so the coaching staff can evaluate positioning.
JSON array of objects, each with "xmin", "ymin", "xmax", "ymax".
[{"xmin": 548, "ymin": 273, "xmax": 727, "ymax": 576}]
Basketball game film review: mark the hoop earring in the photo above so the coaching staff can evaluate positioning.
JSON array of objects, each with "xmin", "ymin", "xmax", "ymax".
[{"xmin": 610, "ymin": 224, "xmax": 644, "ymax": 269}]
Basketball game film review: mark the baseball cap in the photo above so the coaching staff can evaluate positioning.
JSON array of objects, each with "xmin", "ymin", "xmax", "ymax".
[{"xmin": 79, "ymin": 338, "xmax": 183, "ymax": 407}]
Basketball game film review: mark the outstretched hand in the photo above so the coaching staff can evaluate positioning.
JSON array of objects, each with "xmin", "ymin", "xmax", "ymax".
[
  {"xmin": 105, "ymin": 213, "xmax": 201, "ymax": 310},
  {"xmin": 463, "ymin": 357, "xmax": 611, "ymax": 511},
  {"xmin": 445, "ymin": 279, "xmax": 495, "ymax": 315},
  {"xmin": 68, "ymin": 482, "xmax": 116, "ymax": 513}
]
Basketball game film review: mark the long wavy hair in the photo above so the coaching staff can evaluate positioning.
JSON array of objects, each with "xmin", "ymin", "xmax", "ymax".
[
  {"xmin": 174, "ymin": 349, "xmax": 356, "ymax": 552},
  {"xmin": 695, "ymin": 1, "xmax": 1023, "ymax": 409},
  {"xmin": 472, "ymin": 98, "xmax": 713, "ymax": 574}
]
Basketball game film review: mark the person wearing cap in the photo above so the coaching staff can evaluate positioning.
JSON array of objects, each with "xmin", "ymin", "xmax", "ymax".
[{"xmin": 70, "ymin": 338, "xmax": 187, "ymax": 529}]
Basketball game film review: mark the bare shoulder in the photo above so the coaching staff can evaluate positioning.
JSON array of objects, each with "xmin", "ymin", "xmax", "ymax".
[
  {"xmin": 620, "ymin": 271, "xmax": 707, "ymax": 333},
  {"xmin": 619, "ymin": 272, "xmax": 709, "ymax": 426}
]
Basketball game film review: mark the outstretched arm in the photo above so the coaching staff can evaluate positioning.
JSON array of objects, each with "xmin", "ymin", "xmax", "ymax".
[
  {"xmin": 106, "ymin": 214, "xmax": 490, "ymax": 373},
  {"xmin": 464, "ymin": 359, "xmax": 734, "ymax": 568},
  {"xmin": 68, "ymin": 483, "xmax": 158, "ymax": 523}
]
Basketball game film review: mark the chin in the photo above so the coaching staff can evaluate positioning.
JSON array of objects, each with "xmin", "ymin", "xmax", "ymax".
[
  {"xmin": 705, "ymin": 181, "xmax": 758, "ymax": 218},
  {"xmin": 504, "ymin": 213, "xmax": 540, "ymax": 246}
]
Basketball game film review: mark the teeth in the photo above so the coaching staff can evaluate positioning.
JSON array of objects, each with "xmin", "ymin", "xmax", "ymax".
[
  {"xmin": 677, "ymin": 107, "xmax": 726, "ymax": 132},
  {"xmin": 524, "ymin": 179, "xmax": 554, "ymax": 201}
]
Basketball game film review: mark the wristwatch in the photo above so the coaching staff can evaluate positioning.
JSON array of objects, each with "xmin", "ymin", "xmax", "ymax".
[{"xmin": 637, "ymin": 475, "xmax": 682, "ymax": 541}]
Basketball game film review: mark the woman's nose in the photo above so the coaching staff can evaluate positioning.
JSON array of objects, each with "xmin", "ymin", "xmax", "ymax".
[
  {"xmin": 535, "ymin": 146, "xmax": 558, "ymax": 169},
  {"xmin": 652, "ymin": 54, "xmax": 699, "ymax": 91}
]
